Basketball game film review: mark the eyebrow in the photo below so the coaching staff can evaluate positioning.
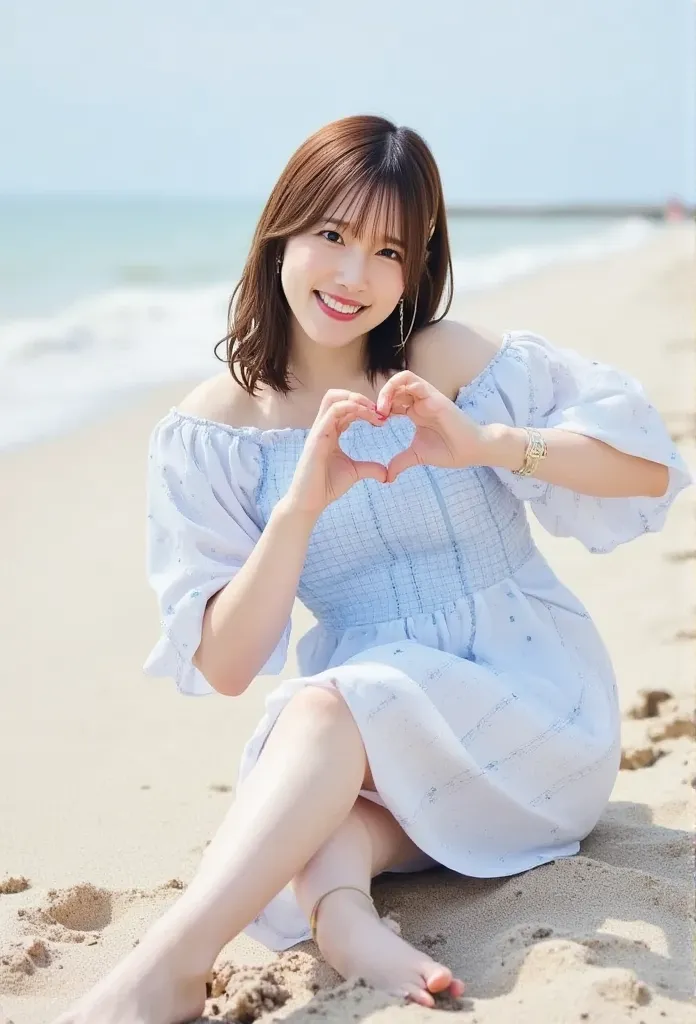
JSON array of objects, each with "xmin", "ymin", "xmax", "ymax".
[{"xmin": 323, "ymin": 217, "xmax": 404, "ymax": 249}]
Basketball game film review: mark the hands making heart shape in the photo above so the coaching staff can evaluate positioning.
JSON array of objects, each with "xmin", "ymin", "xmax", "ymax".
[{"xmin": 286, "ymin": 371, "xmax": 491, "ymax": 517}]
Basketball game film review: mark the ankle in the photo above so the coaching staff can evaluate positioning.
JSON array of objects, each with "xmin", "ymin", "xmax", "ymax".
[
  {"xmin": 311, "ymin": 887, "xmax": 378, "ymax": 949},
  {"xmin": 138, "ymin": 909, "xmax": 216, "ymax": 983}
]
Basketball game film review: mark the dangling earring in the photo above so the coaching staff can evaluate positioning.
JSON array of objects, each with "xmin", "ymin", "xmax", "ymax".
[
  {"xmin": 276, "ymin": 254, "xmax": 282, "ymax": 275},
  {"xmin": 399, "ymin": 287, "xmax": 419, "ymax": 348}
]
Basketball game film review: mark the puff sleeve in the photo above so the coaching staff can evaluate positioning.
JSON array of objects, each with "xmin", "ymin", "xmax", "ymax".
[
  {"xmin": 142, "ymin": 411, "xmax": 291, "ymax": 696},
  {"xmin": 456, "ymin": 331, "xmax": 692, "ymax": 553}
]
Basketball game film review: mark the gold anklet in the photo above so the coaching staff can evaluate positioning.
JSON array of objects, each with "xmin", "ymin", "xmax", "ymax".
[{"xmin": 309, "ymin": 885, "xmax": 376, "ymax": 943}]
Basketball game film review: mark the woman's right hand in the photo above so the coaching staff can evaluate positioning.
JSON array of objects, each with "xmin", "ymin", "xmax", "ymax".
[{"xmin": 285, "ymin": 390, "xmax": 389, "ymax": 516}]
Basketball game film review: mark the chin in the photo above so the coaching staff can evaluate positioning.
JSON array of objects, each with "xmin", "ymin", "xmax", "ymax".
[{"xmin": 304, "ymin": 320, "xmax": 369, "ymax": 348}]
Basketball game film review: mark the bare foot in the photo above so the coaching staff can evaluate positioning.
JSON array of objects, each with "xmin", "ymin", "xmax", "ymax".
[
  {"xmin": 314, "ymin": 890, "xmax": 466, "ymax": 1008},
  {"xmin": 50, "ymin": 940, "xmax": 206, "ymax": 1024}
]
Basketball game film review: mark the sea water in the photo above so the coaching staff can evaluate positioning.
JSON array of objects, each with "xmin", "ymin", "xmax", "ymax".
[{"xmin": 0, "ymin": 195, "xmax": 657, "ymax": 450}]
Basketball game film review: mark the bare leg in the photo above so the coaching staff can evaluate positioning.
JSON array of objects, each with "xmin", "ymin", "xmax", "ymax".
[
  {"xmin": 293, "ymin": 797, "xmax": 466, "ymax": 1008},
  {"xmin": 52, "ymin": 685, "xmax": 371, "ymax": 1024}
]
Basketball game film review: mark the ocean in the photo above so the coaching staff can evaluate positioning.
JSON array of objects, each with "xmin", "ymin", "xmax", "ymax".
[{"xmin": 0, "ymin": 196, "xmax": 658, "ymax": 451}]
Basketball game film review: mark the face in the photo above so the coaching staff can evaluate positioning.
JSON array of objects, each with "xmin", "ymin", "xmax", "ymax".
[{"xmin": 279, "ymin": 192, "xmax": 406, "ymax": 351}]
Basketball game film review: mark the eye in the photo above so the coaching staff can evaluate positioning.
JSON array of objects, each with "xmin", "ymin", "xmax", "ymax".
[
  {"xmin": 319, "ymin": 229, "xmax": 343, "ymax": 244},
  {"xmin": 378, "ymin": 248, "xmax": 403, "ymax": 262},
  {"xmin": 318, "ymin": 229, "xmax": 402, "ymax": 262}
]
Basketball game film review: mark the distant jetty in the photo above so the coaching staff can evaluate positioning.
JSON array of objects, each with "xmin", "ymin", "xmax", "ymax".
[{"xmin": 445, "ymin": 203, "xmax": 695, "ymax": 220}]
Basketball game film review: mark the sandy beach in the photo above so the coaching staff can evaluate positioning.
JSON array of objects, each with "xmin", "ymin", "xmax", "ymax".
[{"xmin": 1, "ymin": 222, "xmax": 694, "ymax": 1023}]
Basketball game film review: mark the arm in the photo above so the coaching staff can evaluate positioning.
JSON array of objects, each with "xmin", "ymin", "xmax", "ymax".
[
  {"xmin": 193, "ymin": 498, "xmax": 317, "ymax": 697},
  {"xmin": 192, "ymin": 384, "xmax": 387, "ymax": 698},
  {"xmin": 478, "ymin": 424, "xmax": 670, "ymax": 499},
  {"xmin": 407, "ymin": 321, "xmax": 675, "ymax": 502}
]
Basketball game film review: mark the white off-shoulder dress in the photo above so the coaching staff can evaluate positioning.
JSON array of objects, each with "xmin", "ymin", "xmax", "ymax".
[{"xmin": 143, "ymin": 330, "xmax": 691, "ymax": 950}]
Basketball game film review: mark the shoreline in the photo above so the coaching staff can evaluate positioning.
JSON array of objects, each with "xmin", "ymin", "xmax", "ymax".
[
  {"xmin": 0, "ymin": 215, "xmax": 660, "ymax": 456},
  {"xmin": 1, "ymin": 222, "xmax": 694, "ymax": 1023}
]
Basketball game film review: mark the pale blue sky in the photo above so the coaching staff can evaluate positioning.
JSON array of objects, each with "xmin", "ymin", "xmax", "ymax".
[{"xmin": 1, "ymin": 0, "xmax": 694, "ymax": 203}]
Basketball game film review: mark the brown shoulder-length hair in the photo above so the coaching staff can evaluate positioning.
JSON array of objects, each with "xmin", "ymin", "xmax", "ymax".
[{"xmin": 214, "ymin": 114, "xmax": 453, "ymax": 394}]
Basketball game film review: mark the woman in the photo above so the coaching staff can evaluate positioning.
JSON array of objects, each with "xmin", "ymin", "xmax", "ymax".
[{"xmin": 55, "ymin": 115, "xmax": 690, "ymax": 1024}]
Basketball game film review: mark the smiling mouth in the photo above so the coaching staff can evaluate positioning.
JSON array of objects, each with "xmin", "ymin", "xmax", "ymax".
[{"xmin": 314, "ymin": 291, "xmax": 366, "ymax": 320}]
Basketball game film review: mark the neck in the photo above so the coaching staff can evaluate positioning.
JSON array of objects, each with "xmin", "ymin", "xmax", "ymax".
[{"xmin": 288, "ymin": 324, "xmax": 368, "ymax": 392}]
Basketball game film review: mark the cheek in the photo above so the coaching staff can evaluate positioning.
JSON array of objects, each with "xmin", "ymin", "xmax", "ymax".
[
  {"xmin": 285, "ymin": 238, "xmax": 323, "ymax": 273},
  {"xmin": 373, "ymin": 262, "xmax": 405, "ymax": 308}
]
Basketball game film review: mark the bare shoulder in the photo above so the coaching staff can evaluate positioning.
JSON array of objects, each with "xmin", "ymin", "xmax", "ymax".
[
  {"xmin": 410, "ymin": 319, "xmax": 504, "ymax": 399},
  {"xmin": 175, "ymin": 371, "xmax": 260, "ymax": 428}
]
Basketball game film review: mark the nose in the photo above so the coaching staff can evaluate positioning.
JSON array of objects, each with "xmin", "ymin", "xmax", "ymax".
[{"xmin": 335, "ymin": 244, "xmax": 368, "ymax": 293}]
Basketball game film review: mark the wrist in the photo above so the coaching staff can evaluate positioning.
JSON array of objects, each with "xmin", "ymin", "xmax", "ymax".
[
  {"xmin": 274, "ymin": 494, "xmax": 322, "ymax": 530},
  {"xmin": 476, "ymin": 423, "xmax": 529, "ymax": 472}
]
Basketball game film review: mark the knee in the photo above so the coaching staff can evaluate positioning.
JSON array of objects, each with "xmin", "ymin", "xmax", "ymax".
[
  {"xmin": 286, "ymin": 681, "xmax": 352, "ymax": 724},
  {"xmin": 286, "ymin": 684, "xmax": 374, "ymax": 789}
]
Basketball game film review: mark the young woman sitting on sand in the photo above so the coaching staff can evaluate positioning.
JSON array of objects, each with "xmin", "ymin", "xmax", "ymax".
[{"xmin": 55, "ymin": 114, "xmax": 690, "ymax": 1024}]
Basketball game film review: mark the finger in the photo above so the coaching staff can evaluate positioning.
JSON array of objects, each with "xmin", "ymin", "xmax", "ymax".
[
  {"xmin": 376, "ymin": 371, "xmax": 418, "ymax": 416},
  {"xmin": 388, "ymin": 385, "xmax": 416, "ymax": 416},
  {"xmin": 340, "ymin": 402, "xmax": 388, "ymax": 431},
  {"xmin": 391, "ymin": 386, "xmax": 434, "ymax": 413},
  {"xmin": 317, "ymin": 388, "xmax": 351, "ymax": 413},
  {"xmin": 398, "ymin": 380, "xmax": 438, "ymax": 408},
  {"xmin": 403, "ymin": 379, "xmax": 433, "ymax": 399},
  {"xmin": 320, "ymin": 400, "xmax": 384, "ymax": 436},
  {"xmin": 381, "ymin": 378, "xmax": 422, "ymax": 415},
  {"xmin": 320, "ymin": 389, "xmax": 380, "ymax": 416},
  {"xmin": 352, "ymin": 459, "xmax": 388, "ymax": 484},
  {"xmin": 311, "ymin": 402, "xmax": 358, "ymax": 445},
  {"xmin": 386, "ymin": 445, "xmax": 421, "ymax": 483}
]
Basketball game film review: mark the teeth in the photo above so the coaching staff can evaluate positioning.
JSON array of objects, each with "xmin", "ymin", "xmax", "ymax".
[{"xmin": 319, "ymin": 292, "xmax": 362, "ymax": 315}]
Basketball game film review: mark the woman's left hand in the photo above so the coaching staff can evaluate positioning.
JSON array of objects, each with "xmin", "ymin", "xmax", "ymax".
[{"xmin": 376, "ymin": 371, "xmax": 487, "ymax": 483}]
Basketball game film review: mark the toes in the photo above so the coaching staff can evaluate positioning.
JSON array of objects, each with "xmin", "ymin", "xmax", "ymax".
[
  {"xmin": 403, "ymin": 984, "xmax": 435, "ymax": 1008},
  {"xmin": 450, "ymin": 978, "xmax": 466, "ymax": 997},
  {"xmin": 423, "ymin": 963, "xmax": 453, "ymax": 994}
]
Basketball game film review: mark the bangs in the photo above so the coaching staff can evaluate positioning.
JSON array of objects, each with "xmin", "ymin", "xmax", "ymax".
[{"xmin": 303, "ymin": 164, "xmax": 432, "ymax": 294}]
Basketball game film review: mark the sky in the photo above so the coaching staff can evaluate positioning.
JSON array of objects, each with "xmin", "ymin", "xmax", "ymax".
[{"xmin": 1, "ymin": 0, "xmax": 694, "ymax": 204}]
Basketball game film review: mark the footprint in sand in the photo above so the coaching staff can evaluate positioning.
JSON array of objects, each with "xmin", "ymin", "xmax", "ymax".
[
  {"xmin": 2, "ymin": 881, "xmax": 185, "ymax": 998},
  {"xmin": 479, "ymin": 924, "xmax": 592, "ymax": 997},
  {"xmin": 665, "ymin": 549, "xmax": 696, "ymax": 563},
  {"xmin": 626, "ymin": 689, "xmax": 673, "ymax": 720},
  {"xmin": 619, "ymin": 745, "xmax": 665, "ymax": 770},
  {"xmin": 0, "ymin": 934, "xmax": 57, "ymax": 994},
  {"xmin": 0, "ymin": 879, "xmax": 30, "ymax": 896},
  {"xmin": 16, "ymin": 883, "xmax": 113, "ymax": 943},
  {"xmin": 647, "ymin": 715, "xmax": 696, "ymax": 742}
]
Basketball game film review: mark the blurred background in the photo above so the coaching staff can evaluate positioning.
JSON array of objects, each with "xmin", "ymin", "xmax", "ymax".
[{"xmin": 0, "ymin": 0, "xmax": 694, "ymax": 450}]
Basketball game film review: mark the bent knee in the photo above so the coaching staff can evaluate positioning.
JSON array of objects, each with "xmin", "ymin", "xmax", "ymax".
[
  {"xmin": 286, "ymin": 680, "xmax": 351, "ymax": 719},
  {"xmin": 286, "ymin": 682, "xmax": 375, "ymax": 791},
  {"xmin": 284, "ymin": 682, "xmax": 363, "ymax": 741}
]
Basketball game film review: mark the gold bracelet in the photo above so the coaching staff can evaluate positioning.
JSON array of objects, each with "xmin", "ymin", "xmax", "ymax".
[{"xmin": 513, "ymin": 427, "xmax": 547, "ymax": 477}]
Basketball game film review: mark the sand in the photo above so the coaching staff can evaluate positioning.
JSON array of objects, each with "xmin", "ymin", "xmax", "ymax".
[{"xmin": 0, "ymin": 222, "xmax": 694, "ymax": 1023}]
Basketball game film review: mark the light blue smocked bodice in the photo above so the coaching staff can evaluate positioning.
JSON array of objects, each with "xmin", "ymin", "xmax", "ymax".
[{"xmin": 252, "ymin": 417, "xmax": 534, "ymax": 630}]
